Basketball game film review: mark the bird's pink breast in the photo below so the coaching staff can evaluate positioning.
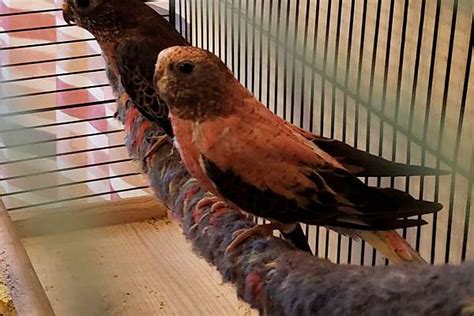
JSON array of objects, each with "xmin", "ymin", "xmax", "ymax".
[{"xmin": 170, "ymin": 116, "xmax": 218, "ymax": 194}]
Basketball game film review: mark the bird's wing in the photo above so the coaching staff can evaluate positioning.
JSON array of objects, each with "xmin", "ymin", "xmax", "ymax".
[
  {"xmin": 290, "ymin": 125, "xmax": 448, "ymax": 177},
  {"xmin": 196, "ymin": 97, "xmax": 441, "ymax": 229},
  {"xmin": 116, "ymin": 38, "xmax": 174, "ymax": 136}
]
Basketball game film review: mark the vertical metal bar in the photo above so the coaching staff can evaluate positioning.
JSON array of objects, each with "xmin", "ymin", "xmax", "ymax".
[
  {"xmin": 204, "ymin": 0, "xmax": 210, "ymax": 50},
  {"xmin": 365, "ymin": 0, "xmax": 382, "ymax": 266},
  {"xmin": 266, "ymin": 0, "xmax": 275, "ymax": 109},
  {"xmin": 273, "ymin": 0, "xmax": 283, "ymax": 114},
  {"xmin": 321, "ymin": 0, "xmax": 333, "ymax": 261},
  {"xmin": 460, "ymin": 17, "xmax": 473, "ymax": 262},
  {"xmin": 249, "ymin": 0, "xmax": 256, "ymax": 95},
  {"xmin": 211, "ymin": 0, "xmax": 216, "ymax": 53},
  {"xmin": 309, "ymin": 0, "xmax": 321, "ymax": 257},
  {"xmin": 421, "ymin": 0, "xmax": 441, "ymax": 264},
  {"xmin": 332, "ymin": 0, "xmax": 343, "ymax": 264},
  {"xmin": 223, "ymin": 0, "xmax": 229, "ymax": 65},
  {"xmin": 220, "ymin": 0, "xmax": 227, "ymax": 58},
  {"xmin": 343, "ymin": 0, "xmax": 356, "ymax": 264},
  {"xmin": 282, "ymin": 0, "xmax": 291, "ymax": 120},
  {"xmin": 200, "ymin": 0, "xmax": 205, "ymax": 48},
  {"xmin": 231, "ymin": 0, "xmax": 236, "ymax": 72},
  {"xmin": 391, "ymin": 0, "xmax": 410, "ymax": 240},
  {"xmin": 461, "ymin": 155, "xmax": 473, "ymax": 261},
  {"xmin": 406, "ymin": 0, "xmax": 427, "ymax": 252},
  {"xmin": 355, "ymin": 0, "xmax": 368, "ymax": 265},
  {"xmin": 193, "ymin": 0, "xmax": 198, "ymax": 45},
  {"xmin": 289, "ymin": 0, "xmax": 301, "ymax": 124},
  {"xmin": 320, "ymin": 0, "xmax": 332, "ymax": 137},
  {"xmin": 236, "ymin": 0, "xmax": 243, "ymax": 80},
  {"xmin": 181, "ymin": 0, "xmax": 185, "ymax": 40},
  {"xmin": 377, "ymin": 0, "xmax": 395, "ymax": 266},
  {"xmin": 299, "ymin": 0, "xmax": 312, "ymax": 133},
  {"xmin": 440, "ymin": 0, "xmax": 459, "ymax": 263},
  {"xmin": 215, "ymin": 0, "xmax": 219, "ymax": 54},
  {"xmin": 378, "ymin": 0, "xmax": 406, "ymax": 247},
  {"xmin": 169, "ymin": 0, "xmax": 176, "ymax": 28},
  {"xmin": 331, "ymin": 0, "xmax": 343, "ymax": 139},
  {"xmin": 185, "ymin": 0, "xmax": 191, "ymax": 42},
  {"xmin": 244, "ymin": 0, "xmax": 250, "ymax": 88},
  {"xmin": 258, "ymin": 0, "xmax": 265, "ymax": 101},
  {"xmin": 177, "ymin": 0, "xmax": 183, "ymax": 34}
]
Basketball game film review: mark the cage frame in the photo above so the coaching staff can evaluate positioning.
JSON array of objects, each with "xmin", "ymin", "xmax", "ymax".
[{"xmin": 0, "ymin": 0, "xmax": 473, "ymax": 314}]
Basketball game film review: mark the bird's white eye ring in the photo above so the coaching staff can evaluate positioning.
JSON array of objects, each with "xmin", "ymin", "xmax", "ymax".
[
  {"xmin": 177, "ymin": 62, "xmax": 195, "ymax": 75},
  {"xmin": 75, "ymin": 0, "xmax": 91, "ymax": 9}
]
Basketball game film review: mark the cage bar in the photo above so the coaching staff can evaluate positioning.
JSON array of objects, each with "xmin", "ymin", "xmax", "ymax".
[
  {"xmin": 0, "ymin": 0, "xmax": 472, "ymax": 294},
  {"xmin": 0, "ymin": 0, "xmax": 473, "ymax": 314},
  {"xmin": 179, "ymin": 0, "xmax": 473, "ymax": 265}
]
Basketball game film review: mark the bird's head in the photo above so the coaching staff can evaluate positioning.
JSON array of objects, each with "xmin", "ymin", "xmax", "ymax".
[
  {"xmin": 62, "ymin": 0, "xmax": 143, "ymax": 41},
  {"xmin": 154, "ymin": 46, "xmax": 241, "ymax": 121}
]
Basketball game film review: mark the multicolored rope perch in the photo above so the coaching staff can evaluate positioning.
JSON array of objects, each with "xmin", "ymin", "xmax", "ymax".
[{"xmin": 119, "ymin": 101, "xmax": 474, "ymax": 315}]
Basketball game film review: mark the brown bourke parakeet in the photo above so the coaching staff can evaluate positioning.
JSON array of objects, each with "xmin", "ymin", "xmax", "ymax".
[
  {"xmin": 62, "ymin": 0, "xmax": 186, "ymax": 138},
  {"xmin": 154, "ymin": 46, "xmax": 445, "ymax": 263},
  {"xmin": 63, "ymin": 0, "xmax": 446, "ymax": 261}
]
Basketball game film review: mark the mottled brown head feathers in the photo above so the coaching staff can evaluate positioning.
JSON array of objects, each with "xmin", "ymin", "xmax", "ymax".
[
  {"xmin": 155, "ymin": 46, "xmax": 246, "ymax": 121},
  {"xmin": 62, "ymin": 0, "xmax": 145, "ymax": 42}
]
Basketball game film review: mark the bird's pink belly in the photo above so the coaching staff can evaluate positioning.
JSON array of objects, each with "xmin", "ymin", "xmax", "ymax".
[{"xmin": 172, "ymin": 118, "xmax": 218, "ymax": 195}]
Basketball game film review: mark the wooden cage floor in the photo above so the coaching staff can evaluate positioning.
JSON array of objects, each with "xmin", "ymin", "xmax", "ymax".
[{"xmin": 22, "ymin": 219, "xmax": 256, "ymax": 316}]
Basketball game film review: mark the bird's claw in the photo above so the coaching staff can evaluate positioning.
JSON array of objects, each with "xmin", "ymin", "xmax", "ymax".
[
  {"xmin": 225, "ymin": 223, "xmax": 280, "ymax": 255},
  {"xmin": 210, "ymin": 201, "xmax": 227, "ymax": 213},
  {"xmin": 190, "ymin": 196, "xmax": 227, "ymax": 231},
  {"xmin": 142, "ymin": 135, "xmax": 169, "ymax": 167},
  {"xmin": 195, "ymin": 196, "xmax": 221, "ymax": 212}
]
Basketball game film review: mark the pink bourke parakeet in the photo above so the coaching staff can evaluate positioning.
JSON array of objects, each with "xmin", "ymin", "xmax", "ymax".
[{"xmin": 154, "ymin": 46, "xmax": 444, "ymax": 263}]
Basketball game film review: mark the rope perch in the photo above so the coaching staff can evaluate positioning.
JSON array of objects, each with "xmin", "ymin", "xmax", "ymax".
[{"xmin": 119, "ymin": 101, "xmax": 474, "ymax": 315}]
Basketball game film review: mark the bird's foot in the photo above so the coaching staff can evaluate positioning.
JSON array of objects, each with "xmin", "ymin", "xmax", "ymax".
[
  {"xmin": 195, "ymin": 196, "xmax": 222, "ymax": 212},
  {"xmin": 142, "ymin": 135, "xmax": 170, "ymax": 167},
  {"xmin": 210, "ymin": 200, "xmax": 227, "ymax": 213},
  {"xmin": 225, "ymin": 223, "xmax": 282, "ymax": 254},
  {"xmin": 190, "ymin": 196, "xmax": 227, "ymax": 231}
]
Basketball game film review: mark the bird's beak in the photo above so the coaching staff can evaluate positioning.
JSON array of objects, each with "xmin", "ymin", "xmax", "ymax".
[
  {"xmin": 62, "ymin": 2, "xmax": 75, "ymax": 25},
  {"xmin": 153, "ymin": 68, "xmax": 165, "ymax": 93},
  {"xmin": 154, "ymin": 54, "xmax": 166, "ymax": 91}
]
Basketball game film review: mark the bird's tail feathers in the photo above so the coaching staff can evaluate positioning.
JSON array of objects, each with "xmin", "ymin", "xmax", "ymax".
[
  {"xmin": 355, "ymin": 230, "xmax": 426, "ymax": 264},
  {"xmin": 339, "ymin": 186, "xmax": 443, "ymax": 229},
  {"xmin": 328, "ymin": 227, "xmax": 426, "ymax": 263},
  {"xmin": 281, "ymin": 223, "xmax": 312, "ymax": 253}
]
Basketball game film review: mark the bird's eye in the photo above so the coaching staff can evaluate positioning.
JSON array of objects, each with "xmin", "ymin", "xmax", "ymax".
[
  {"xmin": 75, "ymin": 0, "xmax": 91, "ymax": 9},
  {"xmin": 177, "ymin": 62, "xmax": 195, "ymax": 75}
]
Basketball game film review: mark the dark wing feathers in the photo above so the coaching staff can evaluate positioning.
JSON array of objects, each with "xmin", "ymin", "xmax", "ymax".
[
  {"xmin": 203, "ymin": 155, "xmax": 441, "ymax": 231},
  {"xmin": 116, "ymin": 38, "xmax": 174, "ymax": 136},
  {"xmin": 310, "ymin": 167, "xmax": 442, "ymax": 228},
  {"xmin": 115, "ymin": 12, "xmax": 188, "ymax": 136},
  {"xmin": 312, "ymin": 136, "xmax": 449, "ymax": 177}
]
